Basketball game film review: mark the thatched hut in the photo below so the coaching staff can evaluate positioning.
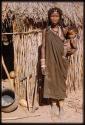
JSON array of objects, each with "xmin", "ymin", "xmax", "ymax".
[{"xmin": 2, "ymin": 2, "xmax": 83, "ymax": 108}]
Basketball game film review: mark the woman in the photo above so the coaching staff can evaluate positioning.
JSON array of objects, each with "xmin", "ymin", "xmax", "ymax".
[{"xmin": 41, "ymin": 7, "xmax": 76, "ymax": 118}]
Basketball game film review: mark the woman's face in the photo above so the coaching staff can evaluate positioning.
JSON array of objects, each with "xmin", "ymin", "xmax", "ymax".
[{"xmin": 50, "ymin": 11, "xmax": 60, "ymax": 25}]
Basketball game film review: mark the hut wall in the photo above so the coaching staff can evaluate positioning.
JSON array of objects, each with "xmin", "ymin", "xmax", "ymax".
[
  {"xmin": 13, "ymin": 27, "xmax": 83, "ymax": 101},
  {"xmin": 13, "ymin": 30, "xmax": 42, "ymax": 102}
]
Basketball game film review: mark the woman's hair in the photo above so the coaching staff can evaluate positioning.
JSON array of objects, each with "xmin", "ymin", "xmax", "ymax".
[{"xmin": 48, "ymin": 7, "xmax": 64, "ymax": 26}]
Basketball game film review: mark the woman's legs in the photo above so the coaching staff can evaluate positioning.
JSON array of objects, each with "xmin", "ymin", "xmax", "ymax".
[
  {"xmin": 50, "ymin": 98, "xmax": 60, "ymax": 121},
  {"xmin": 50, "ymin": 98, "xmax": 65, "ymax": 120},
  {"xmin": 50, "ymin": 98, "xmax": 59, "ymax": 116}
]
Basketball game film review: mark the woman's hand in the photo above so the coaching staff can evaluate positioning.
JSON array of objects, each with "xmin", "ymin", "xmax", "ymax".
[
  {"xmin": 41, "ymin": 59, "xmax": 46, "ymax": 75},
  {"xmin": 41, "ymin": 66, "xmax": 46, "ymax": 75}
]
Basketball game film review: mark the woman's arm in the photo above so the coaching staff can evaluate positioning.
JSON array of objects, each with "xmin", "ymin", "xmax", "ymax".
[
  {"xmin": 41, "ymin": 29, "xmax": 46, "ymax": 59},
  {"xmin": 41, "ymin": 29, "xmax": 46, "ymax": 69}
]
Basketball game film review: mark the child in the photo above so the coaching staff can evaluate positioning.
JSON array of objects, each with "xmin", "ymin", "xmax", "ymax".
[{"xmin": 63, "ymin": 25, "xmax": 78, "ymax": 58}]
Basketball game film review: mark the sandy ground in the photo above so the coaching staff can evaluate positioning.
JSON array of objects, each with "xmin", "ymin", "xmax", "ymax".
[{"xmin": 1, "ymin": 88, "xmax": 83, "ymax": 123}]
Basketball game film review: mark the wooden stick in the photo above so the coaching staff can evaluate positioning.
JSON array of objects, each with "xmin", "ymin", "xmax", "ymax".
[
  {"xmin": 2, "ymin": 56, "xmax": 14, "ymax": 90},
  {"xmin": 32, "ymin": 76, "xmax": 39, "ymax": 111},
  {"xmin": 2, "ymin": 30, "xmax": 42, "ymax": 35},
  {"xmin": 26, "ymin": 76, "xmax": 30, "ymax": 111},
  {"xmin": 2, "ymin": 114, "xmax": 40, "ymax": 121}
]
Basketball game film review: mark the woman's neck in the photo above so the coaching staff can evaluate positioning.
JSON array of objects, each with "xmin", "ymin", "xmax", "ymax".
[
  {"xmin": 51, "ymin": 25, "xmax": 59, "ymax": 33},
  {"xmin": 51, "ymin": 23, "xmax": 59, "ymax": 27}
]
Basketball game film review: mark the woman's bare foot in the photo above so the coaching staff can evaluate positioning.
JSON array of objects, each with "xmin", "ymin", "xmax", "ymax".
[
  {"xmin": 50, "ymin": 102, "xmax": 59, "ymax": 121},
  {"xmin": 53, "ymin": 102, "xmax": 59, "ymax": 115},
  {"xmin": 59, "ymin": 99, "xmax": 65, "ymax": 119},
  {"xmin": 59, "ymin": 107, "xmax": 64, "ymax": 119}
]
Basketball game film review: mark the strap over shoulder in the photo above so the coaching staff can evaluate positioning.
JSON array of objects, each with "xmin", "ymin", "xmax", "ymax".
[{"xmin": 58, "ymin": 26, "xmax": 66, "ymax": 41}]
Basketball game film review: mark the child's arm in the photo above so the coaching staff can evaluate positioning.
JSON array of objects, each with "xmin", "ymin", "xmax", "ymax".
[
  {"xmin": 66, "ymin": 37, "xmax": 77, "ymax": 57},
  {"xmin": 66, "ymin": 48, "xmax": 77, "ymax": 56},
  {"xmin": 70, "ymin": 37, "xmax": 77, "ymax": 49}
]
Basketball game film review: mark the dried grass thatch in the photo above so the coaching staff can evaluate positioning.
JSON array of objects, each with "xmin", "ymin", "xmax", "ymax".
[{"xmin": 2, "ymin": 2, "xmax": 83, "ymax": 31}]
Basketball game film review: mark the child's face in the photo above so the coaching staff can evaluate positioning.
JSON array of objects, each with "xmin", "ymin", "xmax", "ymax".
[{"xmin": 68, "ymin": 30, "xmax": 77, "ymax": 39}]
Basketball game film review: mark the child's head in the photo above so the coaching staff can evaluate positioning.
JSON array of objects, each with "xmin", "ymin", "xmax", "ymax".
[{"xmin": 66, "ymin": 25, "xmax": 78, "ymax": 39}]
